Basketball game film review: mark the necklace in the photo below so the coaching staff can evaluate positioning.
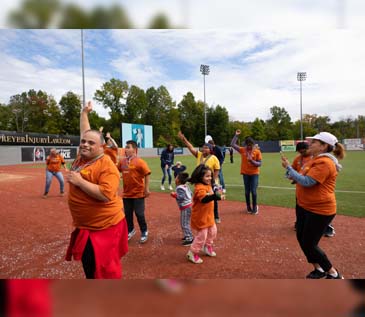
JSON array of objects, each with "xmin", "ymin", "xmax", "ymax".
[{"xmin": 71, "ymin": 153, "xmax": 104, "ymax": 172}]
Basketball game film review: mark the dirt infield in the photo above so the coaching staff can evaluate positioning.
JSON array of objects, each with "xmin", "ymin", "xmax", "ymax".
[{"xmin": 0, "ymin": 164, "xmax": 364, "ymax": 279}]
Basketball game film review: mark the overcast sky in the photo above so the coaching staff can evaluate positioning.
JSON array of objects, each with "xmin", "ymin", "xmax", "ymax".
[{"xmin": 1, "ymin": 28, "xmax": 364, "ymax": 123}]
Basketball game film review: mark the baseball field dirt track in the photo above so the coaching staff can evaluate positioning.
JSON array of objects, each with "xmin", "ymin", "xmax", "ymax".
[{"xmin": 1, "ymin": 164, "xmax": 364, "ymax": 279}]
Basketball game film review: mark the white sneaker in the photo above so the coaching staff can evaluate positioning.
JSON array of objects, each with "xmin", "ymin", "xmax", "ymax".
[
  {"xmin": 203, "ymin": 245, "xmax": 217, "ymax": 257},
  {"xmin": 140, "ymin": 231, "xmax": 148, "ymax": 244},
  {"xmin": 128, "ymin": 229, "xmax": 136, "ymax": 241},
  {"xmin": 160, "ymin": 185, "xmax": 165, "ymax": 190},
  {"xmin": 169, "ymin": 185, "xmax": 173, "ymax": 190},
  {"xmin": 186, "ymin": 250, "xmax": 203, "ymax": 264}
]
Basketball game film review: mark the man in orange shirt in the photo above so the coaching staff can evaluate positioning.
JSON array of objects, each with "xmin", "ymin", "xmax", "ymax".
[
  {"xmin": 65, "ymin": 101, "xmax": 128, "ymax": 279},
  {"xmin": 43, "ymin": 148, "xmax": 67, "ymax": 198},
  {"xmin": 118, "ymin": 140, "xmax": 151, "ymax": 244},
  {"xmin": 281, "ymin": 132, "xmax": 345, "ymax": 279},
  {"xmin": 230, "ymin": 130, "xmax": 262, "ymax": 214}
]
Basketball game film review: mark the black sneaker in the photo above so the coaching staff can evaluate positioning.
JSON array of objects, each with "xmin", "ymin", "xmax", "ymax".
[
  {"xmin": 306, "ymin": 269, "xmax": 327, "ymax": 279},
  {"xmin": 246, "ymin": 206, "xmax": 253, "ymax": 213},
  {"xmin": 182, "ymin": 239, "xmax": 193, "ymax": 246},
  {"xmin": 325, "ymin": 270, "xmax": 344, "ymax": 279}
]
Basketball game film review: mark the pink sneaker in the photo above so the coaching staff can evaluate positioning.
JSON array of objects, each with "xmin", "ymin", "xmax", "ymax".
[
  {"xmin": 186, "ymin": 250, "xmax": 203, "ymax": 264},
  {"xmin": 203, "ymin": 245, "xmax": 217, "ymax": 257}
]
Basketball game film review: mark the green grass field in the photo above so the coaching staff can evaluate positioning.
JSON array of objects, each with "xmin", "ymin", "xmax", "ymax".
[
  {"xmin": 23, "ymin": 151, "xmax": 365, "ymax": 217},
  {"xmin": 145, "ymin": 151, "xmax": 365, "ymax": 218}
]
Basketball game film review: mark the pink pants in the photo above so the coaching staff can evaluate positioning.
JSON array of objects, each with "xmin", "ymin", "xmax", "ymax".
[{"xmin": 190, "ymin": 224, "xmax": 217, "ymax": 254}]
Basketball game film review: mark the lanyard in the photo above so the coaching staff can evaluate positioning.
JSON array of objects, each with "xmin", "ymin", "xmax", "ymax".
[{"xmin": 71, "ymin": 153, "xmax": 104, "ymax": 172}]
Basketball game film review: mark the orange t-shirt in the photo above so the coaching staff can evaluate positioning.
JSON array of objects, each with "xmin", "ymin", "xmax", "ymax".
[
  {"xmin": 191, "ymin": 183, "xmax": 215, "ymax": 230},
  {"xmin": 68, "ymin": 155, "xmax": 124, "ymax": 230},
  {"xmin": 46, "ymin": 154, "xmax": 65, "ymax": 172},
  {"xmin": 238, "ymin": 147, "xmax": 262, "ymax": 175},
  {"xmin": 118, "ymin": 156, "xmax": 151, "ymax": 198},
  {"xmin": 291, "ymin": 154, "xmax": 312, "ymax": 172},
  {"xmin": 103, "ymin": 145, "xmax": 118, "ymax": 164},
  {"xmin": 296, "ymin": 156, "xmax": 338, "ymax": 216}
]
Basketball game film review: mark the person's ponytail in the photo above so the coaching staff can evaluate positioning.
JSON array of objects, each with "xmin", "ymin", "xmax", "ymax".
[{"xmin": 333, "ymin": 142, "xmax": 345, "ymax": 160}]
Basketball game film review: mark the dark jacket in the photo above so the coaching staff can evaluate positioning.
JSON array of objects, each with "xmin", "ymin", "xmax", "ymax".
[
  {"xmin": 212, "ymin": 145, "xmax": 225, "ymax": 165},
  {"xmin": 160, "ymin": 149, "xmax": 174, "ymax": 168}
]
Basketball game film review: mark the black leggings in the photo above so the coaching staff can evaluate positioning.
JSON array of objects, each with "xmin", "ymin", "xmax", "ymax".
[
  {"xmin": 81, "ymin": 238, "xmax": 96, "ymax": 279},
  {"xmin": 296, "ymin": 205, "xmax": 335, "ymax": 272}
]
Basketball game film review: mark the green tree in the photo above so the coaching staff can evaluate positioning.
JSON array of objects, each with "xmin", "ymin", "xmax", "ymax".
[
  {"xmin": 206, "ymin": 104, "xmax": 229, "ymax": 145},
  {"xmin": 265, "ymin": 106, "xmax": 293, "ymax": 140},
  {"xmin": 148, "ymin": 13, "xmax": 171, "ymax": 29},
  {"xmin": 59, "ymin": 91, "xmax": 82, "ymax": 135},
  {"xmin": 177, "ymin": 92, "xmax": 204, "ymax": 146},
  {"xmin": 8, "ymin": 0, "xmax": 60, "ymax": 28},
  {"xmin": 0, "ymin": 104, "xmax": 13, "ymax": 131},
  {"xmin": 251, "ymin": 118, "xmax": 266, "ymax": 140},
  {"xmin": 124, "ymin": 85, "xmax": 148, "ymax": 124},
  {"xmin": 89, "ymin": 5, "xmax": 132, "ymax": 28},
  {"xmin": 292, "ymin": 120, "xmax": 316, "ymax": 140},
  {"xmin": 145, "ymin": 85, "xmax": 176, "ymax": 146},
  {"xmin": 94, "ymin": 78, "xmax": 129, "ymax": 128},
  {"xmin": 8, "ymin": 90, "xmax": 60, "ymax": 133}
]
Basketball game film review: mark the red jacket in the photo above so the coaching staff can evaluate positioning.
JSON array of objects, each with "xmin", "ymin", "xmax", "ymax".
[{"xmin": 66, "ymin": 218, "xmax": 128, "ymax": 279}]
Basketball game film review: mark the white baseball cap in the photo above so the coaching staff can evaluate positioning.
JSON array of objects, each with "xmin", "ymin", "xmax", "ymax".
[{"xmin": 306, "ymin": 132, "xmax": 338, "ymax": 147}]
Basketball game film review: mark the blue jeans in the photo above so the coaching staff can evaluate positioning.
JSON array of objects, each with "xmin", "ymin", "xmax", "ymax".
[
  {"xmin": 242, "ymin": 174, "xmax": 259, "ymax": 209},
  {"xmin": 44, "ymin": 169, "xmax": 64, "ymax": 194},
  {"xmin": 161, "ymin": 166, "xmax": 172, "ymax": 185}
]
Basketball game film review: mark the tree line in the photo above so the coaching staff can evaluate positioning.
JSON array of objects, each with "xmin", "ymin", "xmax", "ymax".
[{"xmin": 0, "ymin": 78, "xmax": 364, "ymax": 147}]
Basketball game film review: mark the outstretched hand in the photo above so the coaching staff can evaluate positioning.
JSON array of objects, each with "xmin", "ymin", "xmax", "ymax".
[
  {"xmin": 83, "ymin": 101, "xmax": 93, "ymax": 113},
  {"xmin": 281, "ymin": 155, "xmax": 290, "ymax": 169}
]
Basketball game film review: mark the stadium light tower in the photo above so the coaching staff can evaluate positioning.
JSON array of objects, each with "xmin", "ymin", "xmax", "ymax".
[
  {"xmin": 297, "ymin": 72, "xmax": 307, "ymax": 141},
  {"xmin": 200, "ymin": 64, "xmax": 210, "ymax": 137}
]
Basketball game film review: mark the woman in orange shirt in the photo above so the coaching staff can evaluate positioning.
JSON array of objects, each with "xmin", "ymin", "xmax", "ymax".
[
  {"xmin": 230, "ymin": 130, "xmax": 262, "ymax": 214},
  {"xmin": 281, "ymin": 132, "xmax": 345, "ymax": 279},
  {"xmin": 43, "ymin": 148, "xmax": 67, "ymax": 198}
]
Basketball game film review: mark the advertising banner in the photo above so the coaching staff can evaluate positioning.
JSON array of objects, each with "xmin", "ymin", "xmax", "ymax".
[
  {"xmin": 0, "ymin": 130, "xmax": 79, "ymax": 146},
  {"xmin": 21, "ymin": 147, "xmax": 78, "ymax": 162},
  {"xmin": 121, "ymin": 123, "xmax": 153, "ymax": 148}
]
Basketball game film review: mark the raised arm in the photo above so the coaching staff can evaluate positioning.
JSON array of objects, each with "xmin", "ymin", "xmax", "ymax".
[
  {"xmin": 178, "ymin": 131, "xmax": 198, "ymax": 158},
  {"xmin": 230, "ymin": 129, "xmax": 241, "ymax": 152},
  {"xmin": 106, "ymin": 132, "xmax": 118, "ymax": 148},
  {"xmin": 80, "ymin": 101, "xmax": 92, "ymax": 137}
]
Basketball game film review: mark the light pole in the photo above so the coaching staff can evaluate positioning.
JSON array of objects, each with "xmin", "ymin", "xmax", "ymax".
[
  {"xmin": 297, "ymin": 72, "xmax": 307, "ymax": 141},
  {"xmin": 81, "ymin": 29, "xmax": 86, "ymax": 108},
  {"xmin": 200, "ymin": 64, "xmax": 210, "ymax": 137}
]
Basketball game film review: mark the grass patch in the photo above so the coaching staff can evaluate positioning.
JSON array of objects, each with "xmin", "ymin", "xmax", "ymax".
[
  {"xmin": 144, "ymin": 151, "xmax": 365, "ymax": 218},
  {"xmin": 20, "ymin": 151, "xmax": 365, "ymax": 217}
]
